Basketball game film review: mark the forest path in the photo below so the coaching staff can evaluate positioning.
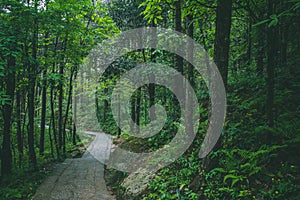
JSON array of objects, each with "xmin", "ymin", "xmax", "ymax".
[{"xmin": 32, "ymin": 132, "xmax": 115, "ymax": 200}]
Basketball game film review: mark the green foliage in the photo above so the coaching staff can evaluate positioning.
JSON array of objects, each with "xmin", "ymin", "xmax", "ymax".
[
  {"xmin": 139, "ymin": 0, "xmax": 164, "ymax": 24},
  {"xmin": 104, "ymin": 0, "xmax": 300, "ymax": 198},
  {"xmin": 1, "ymin": 0, "xmax": 300, "ymax": 199}
]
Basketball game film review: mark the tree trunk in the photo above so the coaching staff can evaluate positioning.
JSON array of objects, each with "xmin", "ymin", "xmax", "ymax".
[
  {"xmin": 39, "ymin": 69, "xmax": 47, "ymax": 155},
  {"xmin": 266, "ymin": 0, "xmax": 277, "ymax": 127},
  {"xmin": 27, "ymin": 64, "xmax": 37, "ymax": 168},
  {"xmin": 256, "ymin": 29, "xmax": 264, "ymax": 76},
  {"xmin": 16, "ymin": 88, "xmax": 23, "ymax": 168},
  {"xmin": 63, "ymin": 66, "xmax": 73, "ymax": 154},
  {"xmin": 103, "ymin": 87, "xmax": 108, "ymax": 122},
  {"xmin": 136, "ymin": 88, "xmax": 141, "ymax": 134},
  {"xmin": 95, "ymin": 89, "xmax": 100, "ymax": 122},
  {"xmin": 148, "ymin": 74, "xmax": 155, "ymax": 120},
  {"xmin": 1, "ymin": 55, "xmax": 16, "ymax": 177},
  {"xmin": 50, "ymin": 87, "xmax": 59, "ymax": 158},
  {"xmin": 186, "ymin": 14, "xmax": 194, "ymax": 138},
  {"xmin": 149, "ymin": 26, "xmax": 156, "ymax": 120},
  {"xmin": 174, "ymin": 0, "xmax": 184, "ymax": 102},
  {"xmin": 203, "ymin": 0, "xmax": 233, "ymax": 171},
  {"xmin": 48, "ymin": 121, "xmax": 54, "ymax": 159},
  {"xmin": 214, "ymin": 0, "xmax": 233, "ymax": 89},
  {"xmin": 63, "ymin": 65, "xmax": 76, "ymax": 154},
  {"xmin": 58, "ymin": 62, "xmax": 64, "ymax": 151},
  {"xmin": 40, "ymin": 32, "xmax": 50, "ymax": 156},
  {"xmin": 58, "ymin": 38, "xmax": 68, "ymax": 154},
  {"xmin": 130, "ymin": 93, "xmax": 136, "ymax": 133},
  {"xmin": 27, "ymin": 11, "xmax": 38, "ymax": 168},
  {"xmin": 247, "ymin": 1, "xmax": 252, "ymax": 65},
  {"xmin": 117, "ymin": 93, "xmax": 121, "ymax": 138},
  {"xmin": 73, "ymin": 71, "xmax": 78, "ymax": 145}
]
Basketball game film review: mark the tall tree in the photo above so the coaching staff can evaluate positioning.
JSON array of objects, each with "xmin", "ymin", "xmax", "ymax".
[
  {"xmin": 174, "ymin": 0, "xmax": 184, "ymax": 100},
  {"xmin": 1, "ymin": 53, "xmax": 16, "ymax": 177},
  {"xmin": 266, "ymin": 0, "xmax": 277, "ymax": 127},
  {"xmin": 27, "ymin": 1, "xmax": 38, "ymax": 168},
  {"xmin": 214, "ymin": 0, "xmax": 233, "ymax": 88}
]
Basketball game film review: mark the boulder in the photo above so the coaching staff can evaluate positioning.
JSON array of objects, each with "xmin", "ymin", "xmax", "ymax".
[{"xmin": 118, "ymin": 169, "xmax": 155, "ymax": 199}]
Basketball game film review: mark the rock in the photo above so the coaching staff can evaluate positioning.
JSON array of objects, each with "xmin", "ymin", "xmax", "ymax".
[
  {"xmin": 119, "ymin": 169, "xmax": 155, "ymax": 199},
  {"xmin": 71, "ymin": 149, "xmax": 81, "ymax": 158}
]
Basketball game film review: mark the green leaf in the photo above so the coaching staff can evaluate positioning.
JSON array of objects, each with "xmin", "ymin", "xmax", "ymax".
[{"xmin": 223, "ymin": 174, "xmax": 244, "ymax": 187}]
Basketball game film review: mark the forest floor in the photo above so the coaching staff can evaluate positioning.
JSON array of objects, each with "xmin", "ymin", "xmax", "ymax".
[{"xmin": 31, "ymin": 132, "xmax": 115, "ymax": 200}]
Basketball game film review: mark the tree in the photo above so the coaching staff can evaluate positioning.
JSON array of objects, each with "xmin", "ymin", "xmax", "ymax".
[
  {"xmin": 214, "ymin": 0, "xmax": 233, "ymax": 89},
  {"xmin": 266, "ymin": 0, "xmax": 277, "ymax": 127},
  {"xmin": 0, "ymin": 0, "xmax": 21, "ymax": 177}
]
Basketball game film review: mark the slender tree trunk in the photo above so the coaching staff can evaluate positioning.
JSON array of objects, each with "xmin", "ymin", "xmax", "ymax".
[
  {"xmin": 58, "ymin": 63, "xmax": 63, "ymax": 151},
  {"xmin": 144, "ymin": 89, "xmax": 148, "ymax": 124},
  {"xmin": 103, "ymin": 87, "xmax": 108, "ymax": 122},
  {"xmin": 40, "ymin": 32, "xmax": 50, "ymax": 156},
  {"xmin": 186, "ymin": 14, "xmax": 194, "ymax": 87},
  {"xmin": 186, "ymin": 14, "xmax": 194, "ymax": 138},
  {"xmin": 58, "ymin": 39, "xmax": 68, "ymax": 154},
  {"xmin": 214, "ymin": 0, "xmax": 233, "ymax": 89},
  {"xmin": 39, "ymin": 69, "xmax": 47, "ymax": 155},
  {"xmin": 149, "ymin": 27, "xmax": 156, "ymax": 120},
  {"xmin": 130, "ymin": 94, "xmax": 136, "ymax": 133},
  {"xmin": 266, "ymin": 0, "xmax": 276, "ymax": 127},
  {"xmin": 280, "ymin": 23, "xmax": 287, "ymax": 66},
  {"xmin": 73, "ymin": 71, "xmax": 78, "ymax": 145},
  {"xmin": 50, "ymin": 87, "xmax": 59, "ymax": 159},
  {"xmin": 48, "ymin": 121, "xmax": 54, "ymax": 158},
  {"xmin": 136, "ymin": 88, "xmax": 141, "ymax": 134},
  {"xmin": 22, "ymin": 94, "xmax": 27, "ymax": 149},
  {"xmin": 95, "ymin": 88, "xmax": 100, "ymax": 122},
  {"xmin": 1, "ymin": 55, "xmax": 16, "ymax": 177},
  {"xmin": 63, "ymin": 66, "xmax": 76, "ymax": 153},
  {"xmin": 117, "ymin": 93, "xmax": 121, "ymax": 138},
  {"xmin": 27, "ymin": 10, "xmax": 38, "ymax": 168},
  {"xmin": 174, "ymin": 0, "xmax": 184, "ymax": 102},
  {"xmin": 28, "ymin": 65, "xmax": 37, "ymax": 167},
  {"xmin": 247, "ymin": 0, "xmax": 252, "ymax": 65},
  {"xmin": 148, "ymin": 74, "xmax": 155, "ymax": 120},
  {"xmin": 16, "ymin": 89, "xmax": 23, "ymax": 168}
]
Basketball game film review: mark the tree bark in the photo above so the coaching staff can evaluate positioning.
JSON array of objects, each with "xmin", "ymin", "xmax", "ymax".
[
  {"xmin": 73, "ymin": 70, "xmax": 78, "ymax": 145},
  {"xmin": 50, "ymin": 87, "xmax": 59, "ymax": 158},
  {"xmin": 63, "ymin": 65, "xmax": 76, "ymax": 154},
  {"xmin": 39, "ymin": 69, "xmax": 47, "ymax": 155},
  {"xmin": 203, "ymin": 0, "xmax": 233, "ymax": 171},
  {"xmin": 16, "ymin": 88, "xmax": 23, "ymax": 168},
  {"xmin": 174, "ymin": 0, "xmax": 184, "ymax": 103},
  {"xmin": 27, "ymin": 10, "xmax": 38, "ymax": 168},
  {"xmin": 130, "ymin": 93, "xmax": 136, "ymax": 133},
  {"xmin": 103, "ymin": 87, "xmax": 108, "ymax": 122},
  {"xmin": 256, "ymin": 28, "xmax": 264, "ymax": 76},
  {"xmin": 1, "ymin": 55, "xmax": 16, "ymax": 177},
  {"xmin": 136, "ymin": 88, "xmax": 141, "ymax": 134},
  {"xmin": 214, "ymin": 0, "xmax": 233, "ymax": 89},
  {"xmin": 186, "ymin": 14, "xmax": 194, "ymax": 139},
  {"xmin": 58, "ymin": 63, "xmax": 64, "ymax": 151},
  {"xmin": 266, "ymin": 0, "xmax": 277, "ymax": 127},
  {"xmin": 40, "ymin": 32, "xmax": 50, "ymax": 156}
]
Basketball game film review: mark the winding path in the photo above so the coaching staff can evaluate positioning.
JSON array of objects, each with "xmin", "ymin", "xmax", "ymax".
[{"xmin": 32, "ymin": 132, "xmax": 115, "ymax": 200}]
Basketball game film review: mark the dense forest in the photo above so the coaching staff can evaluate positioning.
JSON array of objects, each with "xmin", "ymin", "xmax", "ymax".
[{"xmin": 0, "ymin": 0, "xmax": 299, "ymax": 199}]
